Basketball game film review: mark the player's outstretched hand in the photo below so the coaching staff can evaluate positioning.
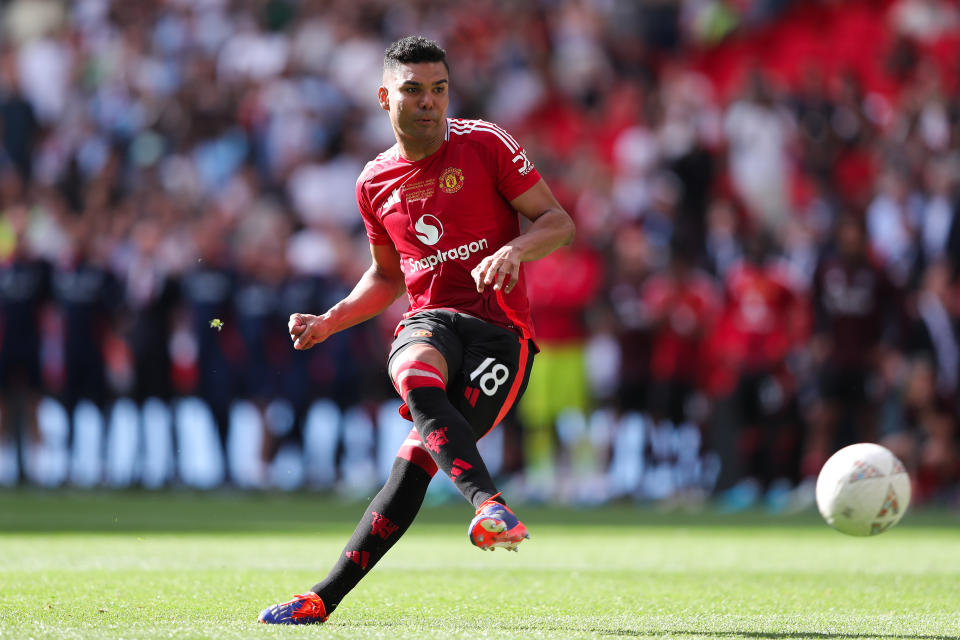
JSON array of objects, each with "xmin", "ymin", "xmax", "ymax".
[
  {"xmin": 288, "ymin": 313, "xmax": 330, "ymax": 350},
  {"xmin": 472, "ymin": 245, "xmax": 521, "ymax": 294}
]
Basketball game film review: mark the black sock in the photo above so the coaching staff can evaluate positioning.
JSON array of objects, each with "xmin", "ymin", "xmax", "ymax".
[
  {"xmin": 404, "ymin": 386, "xmax": 499, "ymax": 508},
  {"xmin": 310, "ymin": 458, "xmax": 432, "ymax": 613}
]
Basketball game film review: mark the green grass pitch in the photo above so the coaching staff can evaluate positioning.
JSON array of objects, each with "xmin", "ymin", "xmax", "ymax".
[{"xmin": 1, "ymin": 491, "xmax": 959, "ymax": 639}]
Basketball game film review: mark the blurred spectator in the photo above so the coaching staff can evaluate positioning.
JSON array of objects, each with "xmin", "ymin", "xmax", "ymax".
[
  {"xmin": 866, "ymin": 168, "xmax": 923, "ymax": 287},
  {"xmin": 723, "ymin": 71, "xmax": 795, "ymax": 238},
  {"xmin": 12, "ymin": 11, "xmax": 69, "ymax": 127},
  {"xmin": 883, "ymin": 259, "xmax": 959, "ymax": 501},
  {"xmin": 883, "ymin": 357, "xmax": 958, "ymax": 502},
  {"xmin": 904, "ymin": 261, "xmax": 958, "ymax": 407},
  {"xmin": 0, "ymin": 203, "xmax": 49, "ymax": 483},
  {"xmin": 53, "ymin": 216, "xmax": 121, "ymax": 481},
  {"xmin": 179, "ymin": 215, "xmax": 238, "ymax": 476},
  {"xmin": 124, "ymin": 218, "xmax": 178, "ymax": 408},
  {"xmin": 804, "ymin": 214, "xmax": 903, "ymax": 479},
  {"xmin": 641, "ymin": 235, "xmax": 720, "ymax": 425},
  {"xmin": 787, "ymin": 66, "xmax": 836, "ymax": 185},
  {"xmin": 607, "ymin": 223, "xmax": 656, "ymax": 415},
  {"xmin": 704, "ymin": 198, "xmax": 743, "ymax": 279},
  {"xmin": 121, "ymin": 216, "xmax": 179, "ymax": 486},
  {"xmin": 657, "ymin": 66, "xmax": 721, "ymax": 254},
  {"xmin": 916, "ymin": 158, "xmax": 960, "ymax": 277},
  {"xmin": 518, "ymin": 244, "xmax": 603, "ymax": 498},
  {"xmin": 232, "ymin": 203, "xmax": 295, "ymax": 471},
  {"xmin": 708, "ymin": 232, "xmax": 809, "ymax": 508},
  {"xmin": 829, "ymin": 73, "xmax": 878, "ymax": 212},
  {"xmin": 0, "ymin": 49, "xmax": 39, "ymax": 184},
  {"xmin": 889, "ymin": 0, "xmax": 960, "ymax": 44},
  {"xmin": 274, "ymin": 255, "xmax": 349, "ymax": 466}
]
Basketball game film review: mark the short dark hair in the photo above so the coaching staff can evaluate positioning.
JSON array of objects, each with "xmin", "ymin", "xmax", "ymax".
[{"xmin": 384, "ymin": 36, "xmax": 448, "ymax": 74}]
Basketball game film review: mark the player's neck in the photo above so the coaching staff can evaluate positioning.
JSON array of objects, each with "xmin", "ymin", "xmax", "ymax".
[{"xmin": 395, "ymin": 130, "xmax": 445, "ymax": 162}]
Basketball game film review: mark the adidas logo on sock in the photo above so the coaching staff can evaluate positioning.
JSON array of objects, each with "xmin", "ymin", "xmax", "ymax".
[{"xmin": 451, "ymin": 458, "xmax": 473, "ymax": 480}]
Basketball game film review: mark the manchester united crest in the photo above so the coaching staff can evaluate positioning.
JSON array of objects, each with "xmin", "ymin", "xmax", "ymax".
[{"xmin": 439, "ymin": 167, "xmax": 464, "ymax": 194}]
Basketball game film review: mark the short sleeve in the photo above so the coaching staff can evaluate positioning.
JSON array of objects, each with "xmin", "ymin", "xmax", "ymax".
[
  {"xmin": 356, "ymin": 178, "xmax": 391, "ymax": 245},
  {"xmin": 485, "ymin": 123, "xmax": 542, "ymax": 202}
]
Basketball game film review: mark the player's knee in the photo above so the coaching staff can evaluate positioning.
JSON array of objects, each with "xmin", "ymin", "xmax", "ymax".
[
  {"xmin": 390, "ymin": 344, "xmax": 448, "ymax": 383},
  {"xmin": 392, "ymin": 357, "xmax": 448, "ymax": 399}
]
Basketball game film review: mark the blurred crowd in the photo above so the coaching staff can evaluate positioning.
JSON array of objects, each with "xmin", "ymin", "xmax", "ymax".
[{"xmin": 1, "ymin": 0, "xmax": 958, "ymax": 507}]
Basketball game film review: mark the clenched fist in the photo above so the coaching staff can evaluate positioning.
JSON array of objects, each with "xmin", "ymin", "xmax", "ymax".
[{"xmin": 288, "ymin": 313, "xmax": 332, "ymax": 350}]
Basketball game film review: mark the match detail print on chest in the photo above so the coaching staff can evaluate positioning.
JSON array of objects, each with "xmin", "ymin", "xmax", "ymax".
[
  {"xmin": 396, "ymin": 164, "xmax": 466, "ymax": 215},
  {"xmin": 402, "ymin": 164, "xmax": 464, "ymax": 201},
  {"xmin": 402, "ymin": 175, "xmax": 436, "ymax": 202}
]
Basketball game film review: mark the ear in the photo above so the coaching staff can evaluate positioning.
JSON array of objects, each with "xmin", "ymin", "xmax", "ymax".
[{"xmin": 378, "ymin": 86, "xmax": 389, "ymax": 112}]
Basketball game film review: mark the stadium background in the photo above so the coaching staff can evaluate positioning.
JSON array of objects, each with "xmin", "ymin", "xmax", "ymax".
[{"xmin": 0, "ymin": 0, "xmax": 958, "ymax": 512}]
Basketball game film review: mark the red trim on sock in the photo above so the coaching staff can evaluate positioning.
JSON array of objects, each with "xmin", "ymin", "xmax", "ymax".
[
  {"xmin": 395, "ymin": 361, "xmax": 445, "ymax": 378},
  {"xmin": 397, "ymin": 443, "xmax": 439, "ymax": 476},
  {"xmin": 393, "ymin": 361, "xmax": 446, "ymax": 398}
]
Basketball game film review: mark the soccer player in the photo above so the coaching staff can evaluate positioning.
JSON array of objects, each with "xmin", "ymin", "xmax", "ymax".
[{"xmin": 258, "ymin": 36, "xmax": 575, "ymax": 625}]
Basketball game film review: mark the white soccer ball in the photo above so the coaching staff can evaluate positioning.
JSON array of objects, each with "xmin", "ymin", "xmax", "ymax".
[{"xmin": 815, "ymin": 442, "xmax": 911, "ymax": 536}]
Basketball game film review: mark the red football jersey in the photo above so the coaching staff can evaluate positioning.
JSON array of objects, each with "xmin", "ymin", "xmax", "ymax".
[
  {"xmin": 641, "ymin": 269, "xmax": 721, "ymax": 384},
  {"xmin": 357, "ymin": 118, "xmax": 542, "ymax": 338}
]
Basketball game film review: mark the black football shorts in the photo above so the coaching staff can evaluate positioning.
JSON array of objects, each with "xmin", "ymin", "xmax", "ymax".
[{"xmin": 388, "ymin": 309, "xmax": 536, "ymax": 440}]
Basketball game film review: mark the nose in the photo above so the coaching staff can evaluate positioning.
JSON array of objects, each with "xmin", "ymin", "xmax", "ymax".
[{"xmin": 418, "ymin": 92, "xmax": 434, "ymax": 110}]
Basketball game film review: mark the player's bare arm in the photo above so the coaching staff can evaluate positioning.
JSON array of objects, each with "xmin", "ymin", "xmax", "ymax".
[
  {"xmin": 472, "ymin": 179, "xmax": 575, "ymax": 294},
  {"xmin": 289, "ymin": 242, "xmax": 405, "ymax": 350}
]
